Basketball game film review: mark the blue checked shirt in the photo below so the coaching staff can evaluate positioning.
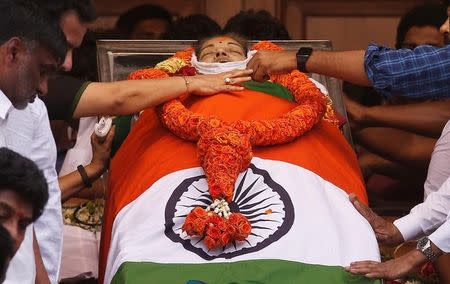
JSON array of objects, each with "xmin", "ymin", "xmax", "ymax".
[{"xmin": 364, "ymin": 43, "xmax": 450, "ymax": 99}]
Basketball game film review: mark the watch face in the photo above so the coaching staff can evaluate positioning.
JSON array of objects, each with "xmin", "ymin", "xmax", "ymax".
[{"xmin": 417, "ymin": 237, "xmax": 429, "ymax": 250}]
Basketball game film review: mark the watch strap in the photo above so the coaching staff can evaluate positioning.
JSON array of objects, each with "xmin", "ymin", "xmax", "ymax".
[
  {"xmin": 417, "ymin": 237, "xmax": 439, "ymax": 262},
  {"xmin": 77, "ymin": 165, "xmax": 92, "ymax": 188},
  {"xmin": 296, "ymin": 47, "xmax": 313, "ymax": 73}
]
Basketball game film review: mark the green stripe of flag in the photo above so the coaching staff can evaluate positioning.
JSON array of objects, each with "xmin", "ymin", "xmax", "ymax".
[{"xmin": 112, "ymin": 259, "xmax": 381, "ymax": 284}]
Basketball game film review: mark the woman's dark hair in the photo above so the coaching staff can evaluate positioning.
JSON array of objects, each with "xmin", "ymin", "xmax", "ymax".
[
  {"xmin": 162, "ymin": 14, "xmax": 221, "ymax": 40},
  {"xmin": 0, "ymin": 148, "xmax": 48, "ymax": 221},
  {"xmin": 116, "ymin": 4, "xmax": 172, "ymax": 36},
  {"xmin": 0, "ymin": 0, "xmax": 67, "ymax": 62},
  {"xmin": 194, "ymin": 33, "xmax": 249, "ymax": 59},
  {"xmin": 396, "ymin": 3, "xmax": 447, "ymax": 48},
  {"xmin": 224, "ymin": 9, "xmax": 290, "ymax": 40}
]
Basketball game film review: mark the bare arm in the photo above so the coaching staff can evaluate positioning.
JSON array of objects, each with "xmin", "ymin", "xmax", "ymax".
[
  {"xmin": 359, "ymin": 152, "xmax": 422, "ymax": 180},
  {"xmin": 73, "ymin": 70, "xmax": 252, "ymax": 118},
  {"xmin": 59, "ymin": 127, "xmax": 114, "ymax": 203},
  {"xmin": 361, "ymin": 100, "xmax": 450, "ymax": 138},
  {"xmin": 306, "ymin": 50, "xmax": 370, "ymax": 86},
  {"xmin": 247, "ymin": 50, "xmax": 371, "ymax": 86},
  {"xmin": 354, "ymin": 127, "xmax": 436, "ymax": 169},
  {"xmin": 59, "ymin": 162, "xmax": 105, "ymax": 203}
]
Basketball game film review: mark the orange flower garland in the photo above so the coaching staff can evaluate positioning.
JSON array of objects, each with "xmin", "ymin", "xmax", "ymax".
[{"xmin": 128, "ymin": 41, "xmax": 329, "ymax": 250}]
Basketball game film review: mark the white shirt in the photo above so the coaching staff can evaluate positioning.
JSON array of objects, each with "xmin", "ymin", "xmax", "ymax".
[
  {"xmin": 424, "ymin": 121, "xmax": 450, "ymax": 198},
  {"xmin": 0, "ymin": 90, "xmax": 62, "ymax": 283},
  {"xmin": 394, "ymin": 176, "xmax": 450, "ymax": 252},
  {"xmin": 394, "ymin": 120, "xmax": 450, "ymax": 253}
]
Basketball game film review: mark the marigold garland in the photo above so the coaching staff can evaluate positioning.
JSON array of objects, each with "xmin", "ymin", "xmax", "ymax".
[{"xmin": 128, "ymin": 41, "xmax": 336, "ymax": 250}]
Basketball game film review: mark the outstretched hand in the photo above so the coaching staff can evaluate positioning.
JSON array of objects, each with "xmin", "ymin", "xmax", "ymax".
[
  {"xmin": 189, "ymin": 69, "xmax": 253, "ymax": 96},
  {"xmin": 345, "ymin": 250, "xmax": 426, "ymax": 280},
  {"xmin": 349, "ymin": 193, "xmax": 404, "ymax": 246},
  {"xmin": 246, "ymin": 50, "xmax": 297, "ymax": 82}
]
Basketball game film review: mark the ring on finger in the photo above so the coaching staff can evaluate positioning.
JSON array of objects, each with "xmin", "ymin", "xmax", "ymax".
[{"xmin": 224, "ymin": 77, "xmax": 232, "ymax": 84}]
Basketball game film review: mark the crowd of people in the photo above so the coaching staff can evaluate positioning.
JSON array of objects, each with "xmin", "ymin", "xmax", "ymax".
[{"xmin": 0, "ymin": 0, "xmax": 449, "ymax": 283}]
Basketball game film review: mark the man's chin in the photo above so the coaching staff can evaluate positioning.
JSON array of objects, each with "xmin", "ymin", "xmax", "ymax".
[
  {"xmin": 13, "ymin": 98, "xmax": 34, "ymax": 110},
  {"xmin": 13, "ymin": 102, "xmax": 28, "ymax": 110}
]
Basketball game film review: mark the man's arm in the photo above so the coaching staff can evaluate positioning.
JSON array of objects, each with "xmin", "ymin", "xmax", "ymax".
[
  {"xmin": 354, "ymin": 127, "xmax": 436, "ymax": 169},
  {"xmin": 306, "ymin": 50, "xmax": 370, "ymax": 86},
  {"xmin": 346, "ymin": 180, "xmax": 450, "ymax": 279},
  {"xmin": 394, "ymin": 175, "xmax": 450, "ymax": 243},
  {"xmin": 248, "ymin": 45, "xmax": 450, "ymax": 100},
  {"xmin": 346, "ymin": 97, "xmax": 450, "ymax": 138},
  {"xmin": 345, "ymin": 246, "xmax": 429, "ymax": 279},
  {"xmin": 247, "ymin": 50, "xmax": 370, "ymax": 86},
  {"xmin": 358, "ymin": 152, "xmax": 426, "ymax": 180}
]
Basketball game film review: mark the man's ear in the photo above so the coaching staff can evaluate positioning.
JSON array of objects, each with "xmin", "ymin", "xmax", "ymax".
[{"xmin": 4, "ymin": 37, "xmax": 27, "ymax": 64}]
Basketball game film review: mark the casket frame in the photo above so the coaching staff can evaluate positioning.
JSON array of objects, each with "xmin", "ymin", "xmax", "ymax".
[{"xmin": 96, "ymin": 39, "xmax": 353, "ymax": 145}]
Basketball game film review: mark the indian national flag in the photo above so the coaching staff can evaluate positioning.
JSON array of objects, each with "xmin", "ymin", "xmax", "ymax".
[{"xmin": 100, "ymin": 87, "xmax": 380, "ymax": 284}]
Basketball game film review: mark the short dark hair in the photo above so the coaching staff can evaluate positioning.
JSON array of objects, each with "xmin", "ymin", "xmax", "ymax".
[
  {"xmin": 224, "ymin": 9, "xmax": 291, "ymax": 40},
  {"xmin": 194, "ymin": 33, "xmax": 249, "ymax": 59},
  {"xmin": 396, "ymin": 3, "xmax": 447, "ymax": 48},
  {"xmin": 38, "ymin": 0, "xmax": 97, "ymax": 23},
  {"xmin": 0, "ymin": 148, "xmax": 49, "ymax": 221},
  {"xmin": 0, "ymin": 225, "xmax": 13, "ymax": 282},
  {"xmin": 116, "ymin": 4, "xmax": 172, "ymax": 36},
  {"xmin": 162, "ymin": 14, "xmax": 221, "ymax": 40},
  {"xmin": 0, "ymin": 0, "xmax": 67, "ymax": 62}
]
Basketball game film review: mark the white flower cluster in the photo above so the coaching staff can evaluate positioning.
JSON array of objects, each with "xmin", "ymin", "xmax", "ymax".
[{"xmin": 206, "ymin": 199, "xmax": 231, "ymax": 219}]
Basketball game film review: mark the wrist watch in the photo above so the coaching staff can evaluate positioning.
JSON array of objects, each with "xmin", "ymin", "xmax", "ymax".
[
  {"xmin": 417, "ymin": 237, "xmax": 440, "ymax": 262},
  {"xmin": 296, "ymin": 47, "xmax": 313, "ymax": 73}
]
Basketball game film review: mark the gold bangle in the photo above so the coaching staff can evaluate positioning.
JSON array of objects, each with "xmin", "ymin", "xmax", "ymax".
[{"xmin": 182, "ymin": 76, "xmax": 190, "ymax": 94}]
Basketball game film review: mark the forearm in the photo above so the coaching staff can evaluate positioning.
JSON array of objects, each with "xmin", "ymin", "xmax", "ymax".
[
  {"xmin": 355, "ymin": 127, "xmax": 435, "ymax": 168},
  {"xmin": 364, "ymin": 101, "xmax": 450, "ymax": 138},
  {"xmin": 306, "ymin": 50, "xmax": 371, "ymax": 86},
  {"xmin": 33, "ymin": 230, "xmax": 50, "ymax": 284},
  {"xmin": 59, "ymin": 163, "xmax": 104, "ymax": 203},
  {"xmin": 72, "ymin": 178, "xmax": 107, "ymax": 200},
  {"xmin": 360, "ymin": 152, "xmax": 421, "ymax": 179},
  {"xmin": 73, "ymin": 76, "xmax": 187, "ymax": 118}
]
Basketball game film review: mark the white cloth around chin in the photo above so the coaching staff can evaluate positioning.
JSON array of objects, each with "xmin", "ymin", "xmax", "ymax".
[{"xmin": 191, "ymin": 50, "xmax": 257, "ymax": 75}]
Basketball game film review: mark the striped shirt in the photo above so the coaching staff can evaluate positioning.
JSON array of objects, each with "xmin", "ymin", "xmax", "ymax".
[{"xmin": 365, "ymin": 43, "xmax": 450, "ymax": 99}]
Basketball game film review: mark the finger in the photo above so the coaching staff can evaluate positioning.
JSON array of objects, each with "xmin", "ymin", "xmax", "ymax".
[
  {"xmin": 349, "ymin": 193, "xmax": 375, "ymax": 222},
  {"xmin": 231, "ymin": 76, "xmax": 252, "ymax": 84},
  {"xmin": 104, "ymin": 125, "xmax": 116, "ymax": 146},
  {"xmin": 225, "ymin": 85, "xmax": 245, "ymax": 92},
  {"xmin": 252, "ymin": 65, "xmax": 267, "ymax": 82},
  {"xmin": 350, "ymin": 261, "xmax": 381, "ymax": 267},
  {"xmin": 91, "ymin": 131, "xmax": 99, "ymax": 144},
  {"xmin": 229, "ymin": 69, "xmax": 254, "ymax": 78},
  {"xmin": 364, "ymin": 272, "xmax": 382, "ymax": 279}
]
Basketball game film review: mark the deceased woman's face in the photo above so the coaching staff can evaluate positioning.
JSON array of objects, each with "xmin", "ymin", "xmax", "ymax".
[{"xmin": 198, "ymin": 37, "xmax": 246, "ymax": 63}]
